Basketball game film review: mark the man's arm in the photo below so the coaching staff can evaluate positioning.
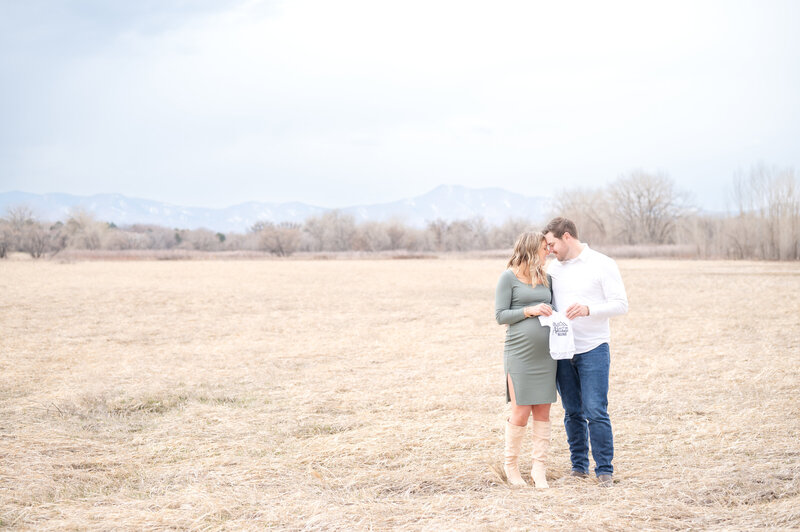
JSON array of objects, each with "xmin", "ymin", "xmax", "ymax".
[{"xmin": 587, "ymin": 258, "xmax": 628, "ymax": 319}]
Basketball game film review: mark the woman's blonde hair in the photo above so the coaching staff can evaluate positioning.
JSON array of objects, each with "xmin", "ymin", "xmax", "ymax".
[{"xmin": 507, "ymin": 231, "xmax": 548, "ymax": 287}]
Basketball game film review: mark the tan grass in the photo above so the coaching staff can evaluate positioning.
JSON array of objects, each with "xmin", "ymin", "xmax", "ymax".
[{"xmin": 0, "ymin": 258, "xmax": 798, "ymax": 530}]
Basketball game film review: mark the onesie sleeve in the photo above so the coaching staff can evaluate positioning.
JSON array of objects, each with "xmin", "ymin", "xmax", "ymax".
[{"xmin": 495, "ymin": 271, "xmax": 527, "ymax": 325}]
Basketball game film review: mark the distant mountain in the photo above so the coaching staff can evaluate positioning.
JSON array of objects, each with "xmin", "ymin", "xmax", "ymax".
[{"xmin": 0, "ymin": 186, "xmax": 551, "ymax": 232}]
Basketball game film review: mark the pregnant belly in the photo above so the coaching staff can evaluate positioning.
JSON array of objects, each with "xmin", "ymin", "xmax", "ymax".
[{"xmin": 506, "ymin": 318, "xmax": 550, "ymax": 351}]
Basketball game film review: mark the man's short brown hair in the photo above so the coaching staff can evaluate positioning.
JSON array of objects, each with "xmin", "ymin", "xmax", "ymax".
[{"xmin": 544, "ymin": 217, "xmax": 578, "ymax": 240}]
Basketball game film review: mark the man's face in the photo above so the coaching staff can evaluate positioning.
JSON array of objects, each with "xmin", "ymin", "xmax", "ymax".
[{"xmin": 544, "ymin": 232, "xmax": 567, "ymax": 261}]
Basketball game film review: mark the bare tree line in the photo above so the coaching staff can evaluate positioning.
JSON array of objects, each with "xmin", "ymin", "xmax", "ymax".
[{"xmin": 2, "ymin": 165, "xmax": 798, "ymax": 260}]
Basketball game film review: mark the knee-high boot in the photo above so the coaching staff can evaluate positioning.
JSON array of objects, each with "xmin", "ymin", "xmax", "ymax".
[
  {"xmin": 531, "ymin": 420, "xmax": 551, "ymax": 489},
  {"xmin": 504, "ymin": 420, "xmax": 527, "ymax": 487}
]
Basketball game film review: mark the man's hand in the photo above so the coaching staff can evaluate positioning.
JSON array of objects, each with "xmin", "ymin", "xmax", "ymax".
[{"xmin": 565, "ymin": 303, "xmax": 589, "ymax": 320}]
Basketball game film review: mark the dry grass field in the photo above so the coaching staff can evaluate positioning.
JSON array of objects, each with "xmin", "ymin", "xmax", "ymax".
[{"xmin": 1, "ymin": 257, "xmax": 799, "ymax": 530}]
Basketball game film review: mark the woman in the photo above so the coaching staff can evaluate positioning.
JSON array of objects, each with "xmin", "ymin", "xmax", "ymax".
[{"xmin": 494, "ymin": 231, "xmax": 555, "ymax": 488}]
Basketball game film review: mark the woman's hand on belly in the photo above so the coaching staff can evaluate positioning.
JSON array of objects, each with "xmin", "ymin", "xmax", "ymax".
[{"xmin": 524, "ymin": 303, "xmax": 553, "ymax": 318}]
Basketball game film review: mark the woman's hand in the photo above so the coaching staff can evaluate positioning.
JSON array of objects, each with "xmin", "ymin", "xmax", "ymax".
[{"xmin": 524, "ymin": 304, "xmax": 552, "ymax": 317}]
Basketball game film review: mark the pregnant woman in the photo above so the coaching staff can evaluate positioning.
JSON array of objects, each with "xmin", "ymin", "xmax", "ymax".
[{"xmin": 494, "ymin": 231, "xmax": 555, "ymax": 488}]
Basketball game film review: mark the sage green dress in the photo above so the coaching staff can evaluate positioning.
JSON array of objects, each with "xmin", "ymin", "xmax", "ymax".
[{"xmin": 494, "ymin": 269, "xmax": 556, "ymax": 405}]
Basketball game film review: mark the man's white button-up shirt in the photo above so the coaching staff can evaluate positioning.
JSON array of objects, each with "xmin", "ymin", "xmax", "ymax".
[{"xmin": 547, "ymin": 244, "xmax": 628, "ymax": 354}]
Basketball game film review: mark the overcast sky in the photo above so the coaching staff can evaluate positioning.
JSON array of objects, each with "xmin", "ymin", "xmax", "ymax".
[{"xmin": 1, "ymin": 0, "xmax": 798, "ymax": 211}]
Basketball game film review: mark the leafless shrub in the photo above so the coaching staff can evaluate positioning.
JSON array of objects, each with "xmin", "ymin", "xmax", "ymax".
[{"xmin": 253, "ymin": 221, "xmax": 302, "ymax": 256}]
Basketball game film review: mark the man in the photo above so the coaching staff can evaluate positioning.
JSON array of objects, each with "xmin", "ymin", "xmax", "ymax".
[{"xmin": 543, "ymin": 217, "xmax": 628, "ymax": 487}]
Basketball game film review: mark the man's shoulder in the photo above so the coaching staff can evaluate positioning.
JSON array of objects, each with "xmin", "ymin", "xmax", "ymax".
[
  {"xmin": 584, "ymin": 249, "xmax": 624, "ymax": 279},
  {"xmin": 586, "ymin": 246, "xmax": 617, "ymax": 266}
]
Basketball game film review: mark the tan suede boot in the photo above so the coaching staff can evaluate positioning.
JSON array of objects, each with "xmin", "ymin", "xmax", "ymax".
[
  {"xmin": 504, "ymin": 420, "xmax": 527, "ymax": 487},
  {"xmin": 531, "ymin": 420, "xmax": 551, "ymax": 489}
]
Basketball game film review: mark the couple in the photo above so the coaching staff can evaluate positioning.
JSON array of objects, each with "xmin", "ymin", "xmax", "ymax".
[{"xmin": 494, "ymin": 217, "xmax": 628, "ymax": 489}]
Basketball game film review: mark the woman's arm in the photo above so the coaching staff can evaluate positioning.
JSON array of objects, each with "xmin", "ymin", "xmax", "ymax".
[{"xmin": 495, "ymin": 272, "xmax": 527, "ymax": 325}]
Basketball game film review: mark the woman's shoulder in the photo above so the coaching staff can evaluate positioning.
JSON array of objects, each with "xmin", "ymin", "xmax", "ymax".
[{"xmin": 498, "ymin": 268, "xmax": 515, "ymax": 283}]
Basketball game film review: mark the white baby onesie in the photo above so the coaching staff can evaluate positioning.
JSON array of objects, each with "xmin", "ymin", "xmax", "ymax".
[{"xmin": 537, "ymin": 311, "xmax": 576, "ymax": 360}]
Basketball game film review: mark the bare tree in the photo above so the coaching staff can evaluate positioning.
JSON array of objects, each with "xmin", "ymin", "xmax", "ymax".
[
  {"xmin": 6, "ymin": 205, "xmax": 35, "ymax": 236},
  {"xmin": 675, "ymin": 211, "xmax": 724, "ymax": 258},
  {"xmin": 608, "ymin": 171, "xmax": 688, "ymax": 245},
  {"xmin": 487, "ymin": 218, "xmax": 534, "ymax": 249},
  {"xmin": 24, "ymin": 222, "xmax": 50, "ymax": 258},
  {"xmin": 147, "ymin": 225, "xmax": 180, "ymax": 249},
  {"xmin": 443, "ymin": 220, "xmax": 473, "ymax": 251},
  {"xmin": 5, "ymin": 206, "xmax": 51, "ymax": 258},
  {"xmin": 425, "ymin": 219, "xmax": 448, "ymax": 251},
  {"xmin": 102, "ymin": 228, "xmax": 147, "ymax": 250},
  {"xmin": 0, "ymin": 218, "xmax": 12, "ymax": 258},
  {"xmin": 219, "ymin": 231, "xmax": 257, "ymax": 251},
  {"xmin": 180, "ymin": 228, "xmax": 221, "ymax": 251},
  {"xmin": 62, "ymin": 209, "xmax": 107, "ymax": 249},
  {"xmin": 325, "ymin": 211, "xmax": 357, "ymax": 251},
  {"xmin": 48, "ymin": 221, "xmax": 69, "ymax": 254},
  {"xmin": 257, "ymin": 222, "xmax": 302, "ymax": 256},
  {"xmin": 425, "ymin": 217, "xmax": 490, "ymax": 251},
  {"xmin": 469, "ymin": 216, "xmax": 490, "ymax": 249},
  {"xmin": 385, "ymin": 218, "xmax": 409, "ymax": 250},
  {"xmin": 300, "ymin": 211, "xmax": 357, "ymax": 252},
  {"xmin": 551, "ymin": 188, "xmax": 613, "ymax": 245},
  {"xmin": 302, "ymin": 215, "xmax": 327, "ymax": 252},
  {"xmin": 354, "ymin": 222, "xmax": 391, "ymax": 252},
  {"xmin": 732, "ymin": 163, "xmax": 799, "ymax": 260}
]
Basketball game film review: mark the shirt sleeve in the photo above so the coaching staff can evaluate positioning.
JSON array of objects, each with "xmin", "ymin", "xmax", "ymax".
[
  {"xmin": 587, "ymin": 258, "xmax": 629, "ymax": 319},
  {"xmin": 495, "ymin": 272, "xmax": 527, "ymax": 325}
]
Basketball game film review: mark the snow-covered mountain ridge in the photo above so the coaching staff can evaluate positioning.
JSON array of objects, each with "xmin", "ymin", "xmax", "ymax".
[{"xmin": 0, "ymin": 185, "xmax": 551, "ymax": 232}]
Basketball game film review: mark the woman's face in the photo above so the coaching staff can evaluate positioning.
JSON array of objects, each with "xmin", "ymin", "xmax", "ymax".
[{"xmin": 536, "ymin": 240, "xmax": 548, "ymax": 262}]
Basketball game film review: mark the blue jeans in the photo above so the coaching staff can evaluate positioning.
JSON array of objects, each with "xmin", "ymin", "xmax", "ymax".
[{"xmin": 556, "ymin": 342, "xmax": 613, "ymax": 476}]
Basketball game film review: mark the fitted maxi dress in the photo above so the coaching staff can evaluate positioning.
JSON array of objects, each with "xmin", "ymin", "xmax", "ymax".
[{"xmin": 494, "ymin": 269, "xmax": 557, "ymax": 405}]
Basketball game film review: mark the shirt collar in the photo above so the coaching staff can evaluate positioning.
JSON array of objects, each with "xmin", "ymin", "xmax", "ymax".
[{"xmin": 564, "ymin": 243, "xmax": 590, "ymax": 264}]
